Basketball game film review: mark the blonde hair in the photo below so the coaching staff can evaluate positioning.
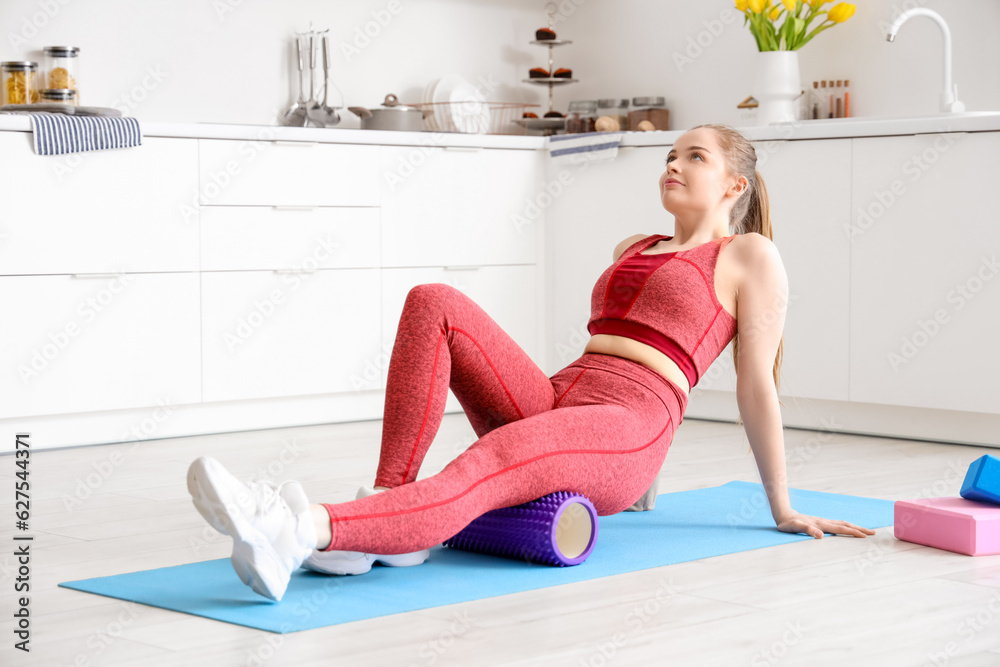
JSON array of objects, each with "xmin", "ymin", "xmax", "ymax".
[{"xmin": 689, "ymin": 123, "xmax": 785, "ymax": 436}]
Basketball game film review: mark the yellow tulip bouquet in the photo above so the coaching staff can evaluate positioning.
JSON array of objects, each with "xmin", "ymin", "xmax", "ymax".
[{"xmin": 736, "ymin": 0, "xmax": 856, "ymax": 51}]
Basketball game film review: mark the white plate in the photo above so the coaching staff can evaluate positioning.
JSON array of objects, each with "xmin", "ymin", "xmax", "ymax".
[
  {"xmin": 423, "ymin": 77, "xmax": 440, "ymax": 105},
  {"xmin": 448, "ymin": 79, "xmax": 491, "ymax": 133},
  {"xmin": 433, "ymin": 74, "xmax": 465, "ymax": 132},
  {"xmin": 422, "ymin": 78, "xmax": 442, "ymax": 130}
]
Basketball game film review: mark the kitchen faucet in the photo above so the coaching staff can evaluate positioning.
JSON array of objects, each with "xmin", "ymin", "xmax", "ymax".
[{"xmin": 885, "ymin": 8, "xmax": 965, "ymax": 113}]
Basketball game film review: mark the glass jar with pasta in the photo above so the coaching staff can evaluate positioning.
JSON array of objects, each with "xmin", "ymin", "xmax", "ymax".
[
  {"xmin": 43, "ymin": 46, "xmax": 80, "ymax": 101},
  {"xmin": 1, "ymin": 61, "xmax": 40, "ymax": 106},
  {"xmin": 40, "ymin": 88, "xmax": 78, "ymax": 107}
]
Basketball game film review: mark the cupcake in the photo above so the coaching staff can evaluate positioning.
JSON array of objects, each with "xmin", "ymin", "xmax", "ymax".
[
  {"xmin": 522, "ymin": 112, "xmax": 539, "ymax": 119},
  {"xmin": 536, "ymin": 27, "xmax": 556, "ymax": 40},
  {"xmin": 553, "ymin": 67, "xmax": 572, "ymax": 79},
  {"xmin": 543, "ymin": 110, "xmax": 565, "ymax": 118},
  {"xmin": 529, "ymin": 67, "xmax": 550, "ymax": 79}
]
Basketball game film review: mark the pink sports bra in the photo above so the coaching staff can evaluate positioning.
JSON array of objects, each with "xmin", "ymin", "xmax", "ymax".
[{"xmin": 587, "ymin": 233, "xmax": 739, "ymax": 389}]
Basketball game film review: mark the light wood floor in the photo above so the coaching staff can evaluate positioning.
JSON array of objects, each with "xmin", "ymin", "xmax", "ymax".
[{"xmin": 2, "ymin": 412, "xmax": 999, "ymax": 666}]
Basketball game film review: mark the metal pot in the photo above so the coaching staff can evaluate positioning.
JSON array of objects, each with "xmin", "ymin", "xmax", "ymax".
[{"xmin": 348, "ymin": 93, "xmax": 426, "ymax": 132}]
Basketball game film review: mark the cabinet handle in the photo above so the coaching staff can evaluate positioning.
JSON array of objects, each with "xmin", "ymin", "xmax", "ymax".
[
  {"xmin": 71, "ymin": 273, "xmax": 127, "ymax": 279},
  {"xmin": 273, "ymin": 268, "xmax": 318, "ymax": 274},
  {"xmin": 271, "ymin": 141, "xmax": 317, "ymax": 147},
  {"xmin": 272, "ymin": 205, "xmax": 318, "ymax": 211},
  {"xmin": 444, "ymin": 146, "xmax": 483, "ymax": 152},
  {"xmin": 443, "ymin": 265, "xmax": 481, "ymax": 271}
]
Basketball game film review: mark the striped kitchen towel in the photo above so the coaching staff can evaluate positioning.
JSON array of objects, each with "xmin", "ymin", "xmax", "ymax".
[
  {"xmin": 26, "ymin": 112, "xmax": 142, "ymax": 156},
  {"xmin": 547, "ymin": 131, "xmax": 624, "ymax": 163}
]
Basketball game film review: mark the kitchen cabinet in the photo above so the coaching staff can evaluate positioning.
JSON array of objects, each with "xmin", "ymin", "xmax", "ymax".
[
  {"xmin": 849, "ymin": 132, "xmax": 1000, "ymax": 415},
  {"xmin": 198, "ymin": 139, "xmax": 379, "ymax": 207},
  {"xmin": 0, "ymin": 273, "xmax": 200, "ymax": 418},
  {"xmin": 379, "ymin": 146, "xmax": 540, "ymax": 267},
  {"xmin": 380, "ymin": 266, "xmax": 540, "ymax": 411},
  {"xmin": 200, "ymin": 206, "xmax": 380, "ymax": 271},
  {"xmin": 201, "ymin": 268, "xmax": 382, "ymax": 402},
  {"xmin": 0, "ymin": 133, "xmax": 199, "ymax": 275}
]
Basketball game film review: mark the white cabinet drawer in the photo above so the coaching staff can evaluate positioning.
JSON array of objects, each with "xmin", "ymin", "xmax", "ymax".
[
  {"xmin": 380, "ymin": 146, "xmax": 540, "ymax": 267},
  {"xmin": 380, "ymin": 265, "xmax": 539, "ymax": 396},
  {"xmin": 0, "ymin": 273, "xmax": 201, "ymax": 417},
  {"xmin": 201, "ymin": 268, "xmax": 382, "ymax": 402},
  {"xmin": 201, "ymin": 206, "xmax": 380, "ymax": 271},
  {"xmin": 198, "ymin": 139, "xmax": 379, "ymax": 207},
  {"xmin": 0, "ymin": 134, "xmax": 199, "ymax": 275}
]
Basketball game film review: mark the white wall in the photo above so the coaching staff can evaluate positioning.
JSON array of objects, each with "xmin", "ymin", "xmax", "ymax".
[{"xmin": 2, "ymin": 0, "xmax": 998, "ymax": 128}]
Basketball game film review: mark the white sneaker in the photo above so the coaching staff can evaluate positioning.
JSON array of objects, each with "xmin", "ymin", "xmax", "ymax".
[
  {"xmin": 301, "ymin": 484, "xmax": 430, "ymax": 576},
  {"xmin": 187, "ymin": 456, "xmax": 316, "ymax": 602}
]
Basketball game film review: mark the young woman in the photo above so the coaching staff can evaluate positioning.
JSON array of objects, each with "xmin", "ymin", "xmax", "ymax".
[{"xmin": 188, "ymin": 123, "xmax": 876, "ymax": 601}]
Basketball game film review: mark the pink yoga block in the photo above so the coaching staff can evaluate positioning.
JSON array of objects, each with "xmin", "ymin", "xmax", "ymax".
[{"xmin": 894, "ymin": 497, "xmax": 1000, "ymax": 556}]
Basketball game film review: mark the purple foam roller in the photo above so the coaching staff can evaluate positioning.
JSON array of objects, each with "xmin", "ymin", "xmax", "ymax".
[{"xmin": 442, "ymin": 491, "xmax": 598, "ymax": 566}]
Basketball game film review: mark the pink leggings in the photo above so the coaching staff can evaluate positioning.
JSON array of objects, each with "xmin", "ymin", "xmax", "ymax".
[{"xmin": 320, "ymin": 283, "xmax": 688, "ymax": 555}]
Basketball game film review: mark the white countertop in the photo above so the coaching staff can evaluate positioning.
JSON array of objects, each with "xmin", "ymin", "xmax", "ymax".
[{"xmin": 2, "ymin": 111, "xmax": 999, "ymax": 149}]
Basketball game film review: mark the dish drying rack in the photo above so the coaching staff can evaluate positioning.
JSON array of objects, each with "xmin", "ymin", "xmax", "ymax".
[{"xmin": 409, "ymin": 101, "xmax": 541, "ymax": 135}]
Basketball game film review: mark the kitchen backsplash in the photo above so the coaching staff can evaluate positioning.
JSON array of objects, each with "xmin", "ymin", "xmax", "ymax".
[{"xmin": 1, "ymin": 0, "xmax": 998, "ymax": 129}]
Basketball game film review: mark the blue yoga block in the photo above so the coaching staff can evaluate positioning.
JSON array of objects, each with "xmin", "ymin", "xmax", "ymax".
[{"xmin": 960, "ymin": 454, "xmax": 1000, "ymax": 505}]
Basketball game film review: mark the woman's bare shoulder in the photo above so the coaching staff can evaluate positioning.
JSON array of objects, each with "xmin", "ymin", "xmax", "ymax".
[
  {"xmin": 728, "ymin": 232, "xmax": 780, "ymax": 267},
  {"xmin": 722, "ymin": 232, "xmax": 783, "ymax": 295},
  {"xmin": 612, "ymin": 233, "xmax": 650, "ymax": 261}
]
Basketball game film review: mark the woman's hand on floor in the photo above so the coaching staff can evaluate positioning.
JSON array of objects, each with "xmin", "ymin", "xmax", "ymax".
[{"xmin": 775, "ymin": 512, "xmax": 877, "ymax": 539}]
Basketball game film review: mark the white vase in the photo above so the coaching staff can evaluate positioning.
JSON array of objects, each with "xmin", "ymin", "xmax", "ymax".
[{"xmin": 751, "ymin": 50, "xmax": 801, "ymax": 125}]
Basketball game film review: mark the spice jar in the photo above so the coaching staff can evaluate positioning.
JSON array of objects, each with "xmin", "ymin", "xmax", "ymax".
[
  {"xmin": 43, "ymin": 46, "xmax": 80, "ymax": 100},
  {"xmin": 566, "ymin": 100, "xmax": 597, "ymax": 134},
  {"xmin": 40, "ymin": 88, "xmax": 78, "ymax": 107},
  {"xmin": 1, "ymin": 61, "xmax": 39, "ymax": 106},
  {"xmin": 628, "ymin": 96, "xmax": 670, "ymax": 131},
  {"xmin": 597, "ymin": 98, "xmax": 629, "ymax": 131}
]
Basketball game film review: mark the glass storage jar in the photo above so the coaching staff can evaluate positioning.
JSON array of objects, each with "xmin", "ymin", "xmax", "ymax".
[
  {"xmin": 1, "ymin": 61, "xmax": 39, "ymax": 106},
  {"xmin": 40, "ymin": 88, "xmax": 78, "ymax": 107},
  {"xmin": 566, "ymin": 100, "xmax": 597, "ymax": 134},
  {"xmin": 43, "ymin": 46, "xmax": 80, "ymax": 100},
  {"xmin": 628, "ymin": 96, "xmax": 670, "ymax": 131},
  {"xmin": 597, "ymin": 98, "xmax": 629, "ymax": 131}
]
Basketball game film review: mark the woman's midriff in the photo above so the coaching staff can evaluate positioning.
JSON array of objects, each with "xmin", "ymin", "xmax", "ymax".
[{"xmin": 583, "ymin": 334, "xmax": 691, "ymax": 396}]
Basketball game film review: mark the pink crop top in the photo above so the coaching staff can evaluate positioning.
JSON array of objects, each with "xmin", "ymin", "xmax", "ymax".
[{"xmin": 587, "ymin": 233, "xmax": 739, "ymax": 389}]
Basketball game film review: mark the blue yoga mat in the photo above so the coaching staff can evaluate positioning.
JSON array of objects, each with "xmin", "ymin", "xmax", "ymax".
[{"xmin": 59, "ymin": 481, "xmax": 895, "ymax": 633}]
